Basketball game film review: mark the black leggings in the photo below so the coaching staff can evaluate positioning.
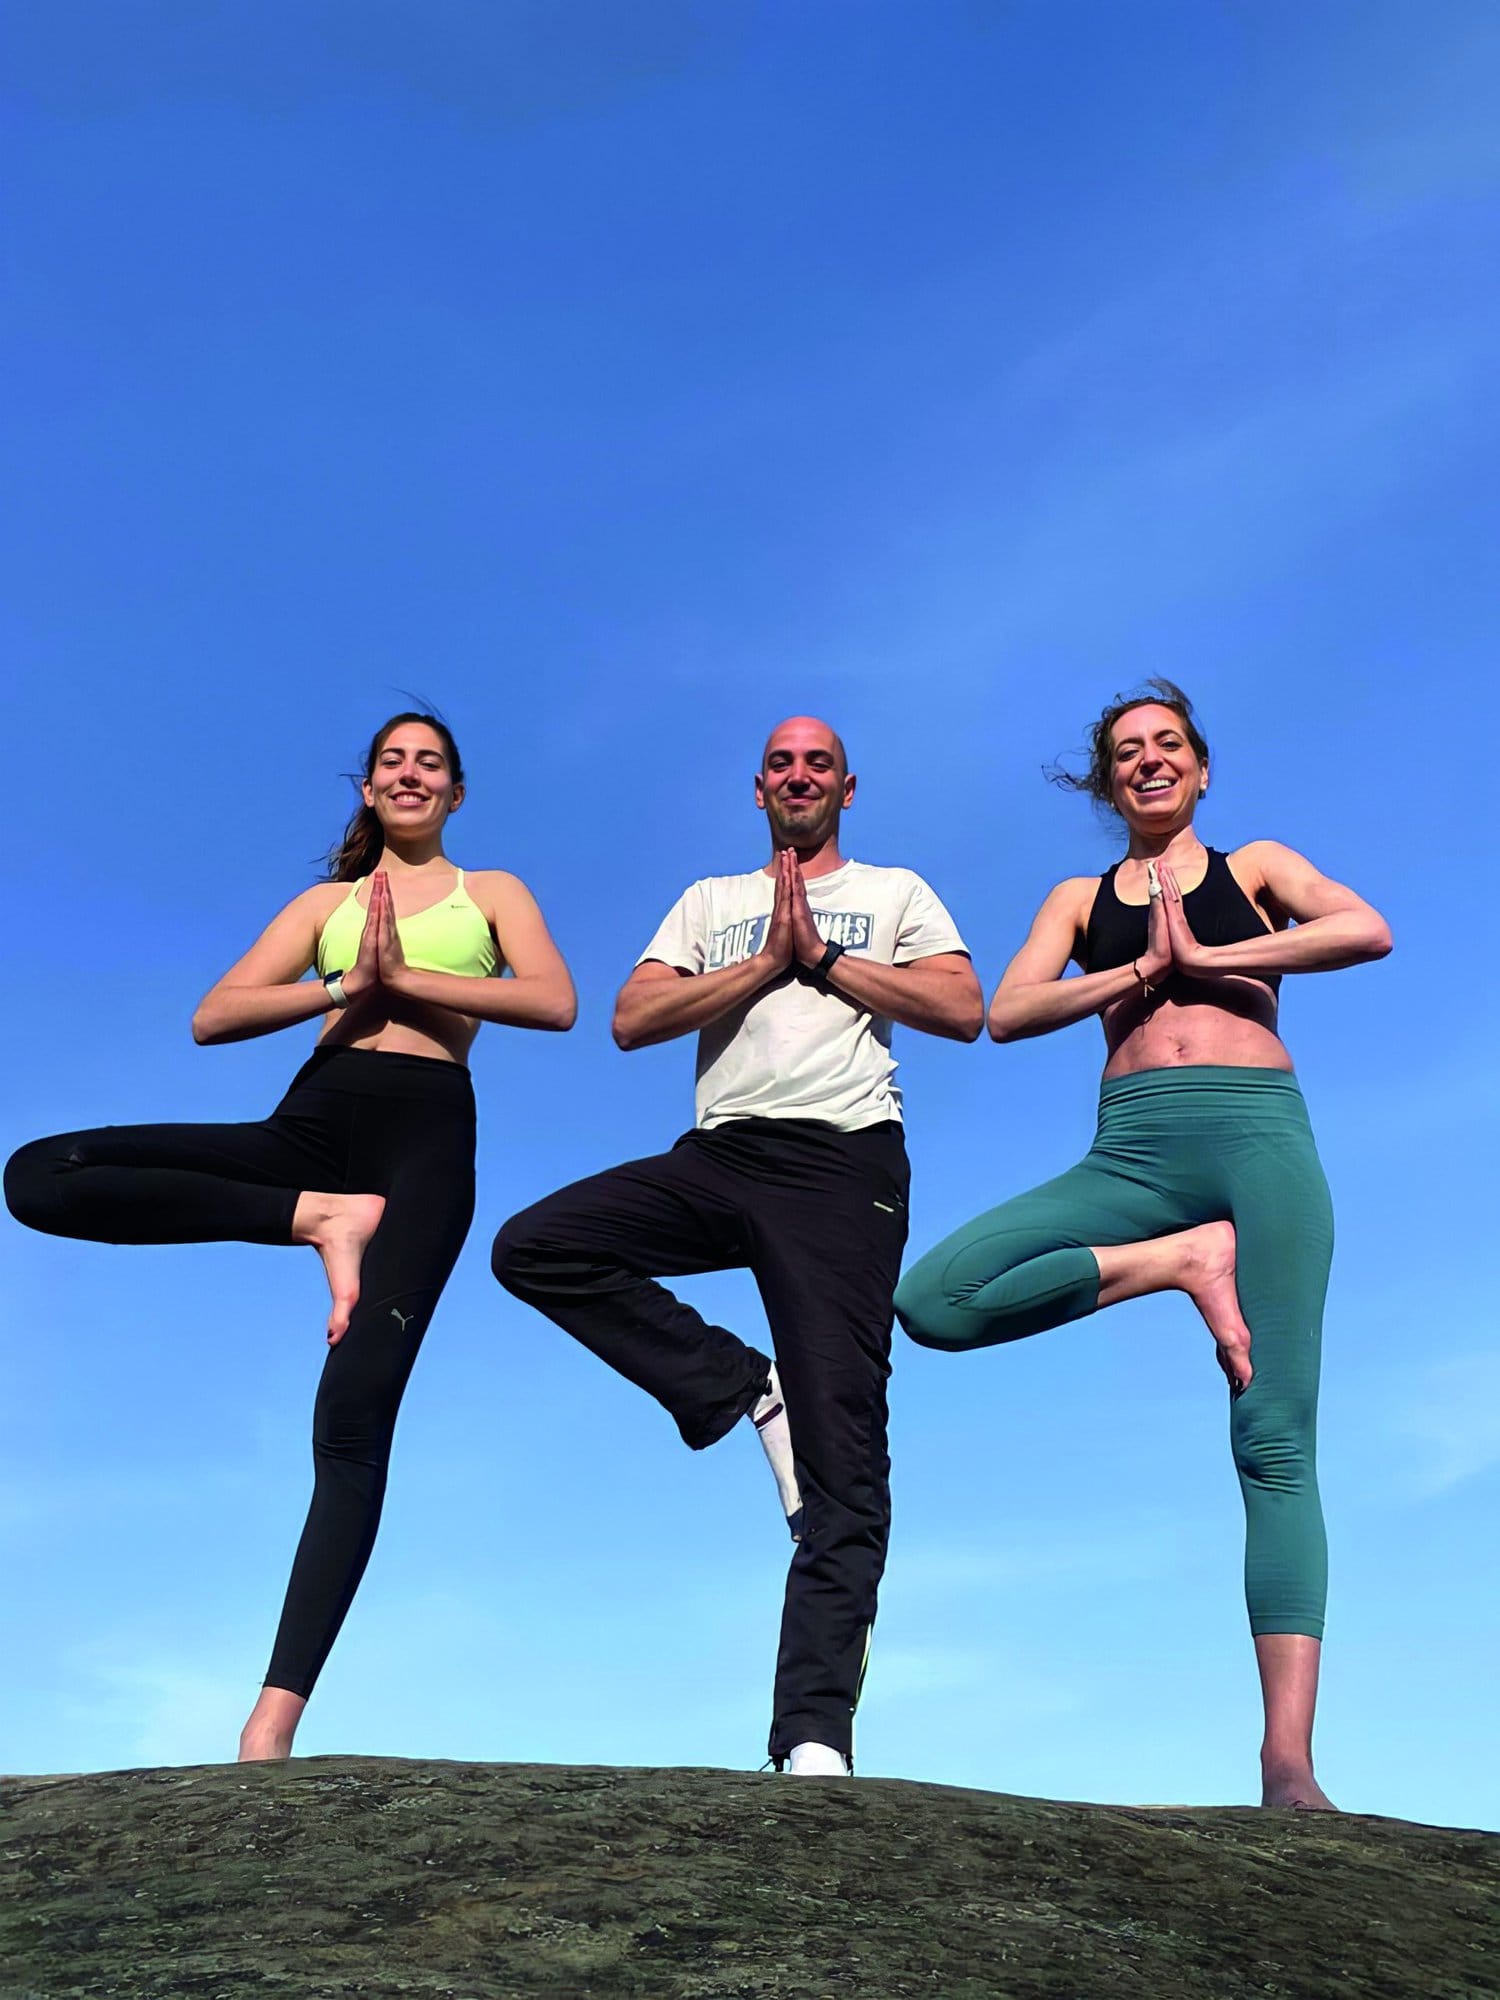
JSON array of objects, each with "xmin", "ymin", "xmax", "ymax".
[{"xmin": 4, "ymin": 1046, "xmax": 476, "ymax": 1698}]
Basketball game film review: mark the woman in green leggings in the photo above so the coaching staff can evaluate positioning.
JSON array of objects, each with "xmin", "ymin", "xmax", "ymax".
[{"xmin": 894, "ymin": 681, "xmax": 1391, "ymax": 1809}]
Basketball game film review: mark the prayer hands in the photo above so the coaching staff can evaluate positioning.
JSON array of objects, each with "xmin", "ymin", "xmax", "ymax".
[
  {"xmin": 785, "ymin": 851, "xmax": 826, "ymax": 968},
  {"xmin": 1156, "ymin": 861, "xmax": 1212, "ymax": 975},
  {"xmin": 761, "ymin": 850, "xmax": 825, "ymax": 975},
  {"xmin": 761, "ymin": 850, "xmax": 796, "ymax": 973},
  {"xmin": 373, "ymin": 871, "xmax": 411, "ymax": 990},
  {"xmin": 1135, "ymin": 861, "xmax": 1173, "ymax": 986},
  {"xmin": 343, "ymin": 873, "xmax": 410, "ymax": 1002}
]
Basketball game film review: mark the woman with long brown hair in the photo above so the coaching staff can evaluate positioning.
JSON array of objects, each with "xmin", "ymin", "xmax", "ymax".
[
  {"xmin": 895, "ymin": 682, "xmax": 1390, "ymax": 1808},
  {"xmin": 6, "ymin": 712, "xmax": 575, "ymax": 1760}
]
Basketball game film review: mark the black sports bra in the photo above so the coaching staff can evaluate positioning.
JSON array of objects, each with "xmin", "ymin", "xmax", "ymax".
[{"xmin": 1081, "ymin": 848, "xmax": 1281, "ymax": 995}]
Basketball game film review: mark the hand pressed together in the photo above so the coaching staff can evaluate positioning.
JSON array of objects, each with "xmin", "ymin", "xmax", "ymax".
[
  {"xmin": 1134, "ymin": 863, "xmax": 1173, "ymax": 987},
  {"xmin": 784, "ymin": 850, "xmax": 827, "ymax": 969},
  {"xmin": 1157, "ymin": 860, "xmax": 1217, "ymax": 977},
  {"xmin": 758, "ymin": 849, "xmax": 826, "ymax": 978},
  {"xmin": 340, "ymin": 872, "xmax": 413, "ymax": 1005}
]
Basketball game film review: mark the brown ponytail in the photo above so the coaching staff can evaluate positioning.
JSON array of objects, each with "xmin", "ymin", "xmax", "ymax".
[{"xmin": 325, "ymin": 712, "xmax": 466, "ymax": 882}]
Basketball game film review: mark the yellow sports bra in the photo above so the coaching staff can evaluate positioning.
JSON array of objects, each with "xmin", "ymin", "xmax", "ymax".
[{"xmin": 316, "ymin": 869, "xmax": 499, "ymax": 981}]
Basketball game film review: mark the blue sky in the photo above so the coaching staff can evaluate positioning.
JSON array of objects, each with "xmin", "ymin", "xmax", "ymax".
[{"xmin": 2, "ymin": 2, "xmax": 1495, "ymax": 1829}]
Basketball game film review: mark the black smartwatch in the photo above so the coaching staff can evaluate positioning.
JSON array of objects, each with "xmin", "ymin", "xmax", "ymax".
[{"xmin": 812, "ymin": 939, "xmax": 845, "ymax": 986}]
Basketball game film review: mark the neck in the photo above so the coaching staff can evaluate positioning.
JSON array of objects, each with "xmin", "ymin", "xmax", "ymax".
[
  {"xmin": 376, "ymin": 837, "xmax": 450, "ymax": 873},
  {"xmin": 1124, "ymin": 820, "xmax": 1204, "ymax": 865},
  {"xmin": 768, "ymin": 832, "xmax": 845, "ymax": 879}
]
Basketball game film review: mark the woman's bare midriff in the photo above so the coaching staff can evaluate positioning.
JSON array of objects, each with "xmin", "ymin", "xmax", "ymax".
[
  {"xmin": 316, "ymin": 999, "xmax": 477, "ymax": 1065},
  {"xmin": 1100, "ymin": 977, "xmax": 1292, "ymax": 1079}
]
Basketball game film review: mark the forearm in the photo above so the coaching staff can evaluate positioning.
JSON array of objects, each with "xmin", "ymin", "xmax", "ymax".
[
  {"xmin": 192, "ymin": 979, "xmax": 337, "ymax": 1046},
  {"xmin": 824, "ymin": 956, "xmax": 984, "ymax": 1041},
  {"xmin": 614, "ymin": 955, "xmax": 777, "ymax": 1049},
  {"xmin": 989, "ymin": 962, "xmax": 1144, "ymax": 1042},
  {"xmin": 390, "ymin": 968, "xmax": 577, "ymax": 1031},
  {"xmin": 1188, "ymin": 912, "xmax": 1393, "ymax": 978}
]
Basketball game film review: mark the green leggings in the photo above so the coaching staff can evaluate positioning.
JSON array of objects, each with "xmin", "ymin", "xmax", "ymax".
[{"xmin": 894, "ymin": 1067, "xmax": 1332, "ymax": 1637}]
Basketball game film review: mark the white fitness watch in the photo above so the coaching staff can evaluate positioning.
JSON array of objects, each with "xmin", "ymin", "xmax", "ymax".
[{"xmin": 323, "ymin": 970, "xmax": 351, "ymax": 1010}]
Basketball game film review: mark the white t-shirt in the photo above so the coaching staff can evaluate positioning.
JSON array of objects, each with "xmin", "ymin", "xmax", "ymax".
[{"xmin": 636, "ymin": 858, "xmax": 968, "ymax": 1132}]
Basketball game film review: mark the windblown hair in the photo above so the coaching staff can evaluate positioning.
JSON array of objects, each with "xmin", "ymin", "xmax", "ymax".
[
  {"xmin": 1048, "ymin": 678, "xmax": 1209, "ymax": 815},
  {"xmin": 325, "ymin": 712, "xmax": 465, "ymax": 882}
]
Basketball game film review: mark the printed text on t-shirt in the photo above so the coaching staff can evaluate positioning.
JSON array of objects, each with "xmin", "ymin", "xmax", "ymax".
[{"xmin": 706, "ymin": 909, "xmax": 875, "ymax": 970}]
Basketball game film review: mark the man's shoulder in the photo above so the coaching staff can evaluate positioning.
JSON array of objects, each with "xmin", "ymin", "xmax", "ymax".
[
  {"xmin": 841, "ymin": 859, "xmax": 935, "ymax": 896},
  {"xmin": 678, "ymin": 866, "xmax": 773, "ymax": 899}
]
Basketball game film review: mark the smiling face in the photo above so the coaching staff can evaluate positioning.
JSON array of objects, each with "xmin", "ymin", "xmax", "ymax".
[
  {"xmin": 1107, "ymin": 702, "xmax": 1207, "ymax": 833},
  {"xmin": 362, "ymin": 721, "xmax": 464, "ymax": 840},
  {"xmin": 755, "ymin": 716, "xmax": 854, "ymax": 849}
]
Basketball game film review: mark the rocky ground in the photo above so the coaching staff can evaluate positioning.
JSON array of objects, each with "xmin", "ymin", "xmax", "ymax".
[{"xmin": 2, "ymin": 1759, "xmax": 1494, "ymax": 1999}]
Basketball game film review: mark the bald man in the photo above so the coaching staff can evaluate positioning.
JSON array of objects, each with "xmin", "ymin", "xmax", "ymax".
[{"xmin": 493, "ymin": 719, "xmax": 982, "ymax": 1775}]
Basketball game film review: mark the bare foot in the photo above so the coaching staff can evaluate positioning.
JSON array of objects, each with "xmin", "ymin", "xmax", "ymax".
[
  {"xmin": 238, "ymin": 1687, "xmax": 307, "ymax": 1762},
  {"xmin": 1177, "ymin": 1220, "xmax": 1253, "ymax": 1394},
  {"xmin": 1262, "ymin": 1762, "xmax": 1337, "ymax": 1810},
  {"xmin": 292, "ymin": 1192, "xmax": 386, "ymax": 1345}
]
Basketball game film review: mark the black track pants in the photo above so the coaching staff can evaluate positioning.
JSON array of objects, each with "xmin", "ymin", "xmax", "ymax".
[
  {"xmin": 493, "ymin": 1117, "xmax": 910, "ymax": 1763},
  {"xmin": 5, "ymin": 1046, "xmax": 476, "ymax": 1698}
]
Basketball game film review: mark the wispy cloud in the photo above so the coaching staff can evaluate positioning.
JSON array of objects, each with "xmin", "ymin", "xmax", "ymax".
[
  {"xmin": 0, "ymin": 1460, "xmax": 255, "ymax": 1544},
  {"xmin": 894, "ymin": 1518, "xmax": 1192, "ymax": 1600},
  {"xmin": 59, "ymin": 1644, "xmax": 253, "ymax": 1769},
  {"xmin": 862, "ymin": 1642, "xmax": 1082, "ymax": 1721},
  {"xmin": 1388, "ymin": 1353, "xmax": 1500, "ymax": 1498}
]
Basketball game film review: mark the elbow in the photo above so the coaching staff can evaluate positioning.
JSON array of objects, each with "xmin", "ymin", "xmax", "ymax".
[
  {"xmin": 987, "ymin": 1003, "xmax": 1018, "ymax": 1044},
  {"xmin": 1368, "ymin": 918, "xmax": 1394, "ymax": 961},
  {"xmin": 611, "ymin": 1007, "xmax": 641, "ymax": 1052},
  {"xmin": 191, "ymin": 1004, "xmax": 221, "ymax": 1046},
  {"xmin": 957, "ymin": 994, "xmax": 986, "ymax": 1043},
  {"xmin": 547, "ymin": 986, "xmax": 579, "ymax": 1033}
]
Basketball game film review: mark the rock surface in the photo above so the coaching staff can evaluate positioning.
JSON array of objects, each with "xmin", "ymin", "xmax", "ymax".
[{"xmin": 1, "ymin": 1759, "xmax": 1494, "ymax": 1999}]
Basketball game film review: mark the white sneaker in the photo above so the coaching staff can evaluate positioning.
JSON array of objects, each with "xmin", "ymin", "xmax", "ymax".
[
  {"xmin": 751, "ymin": 1364, "xmax": 803, "ymax": 1541},
  {"xmin": 787, "ymin": 1740, "xmax": 851, "ymax": 1777}
]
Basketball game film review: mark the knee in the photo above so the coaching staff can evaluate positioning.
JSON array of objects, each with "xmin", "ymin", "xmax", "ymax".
[
  {"xmin": 313, "ymin": 1380, "xmax": 399, "ymax": 1464},
  {"xmin": 894, "ymin": 1263, "xmax": 976, "ymax": 1350},
  {"xmin": 491, "ymin": 1210, "xmax": 546, "ymax": 1296},
  {"xmin": 4, "ymin": 1138, "xmax": 61, "ymax": 1233},
  {"xmin": 1232, "ymin": 1401, "xmax": 1317, "ymax": 1493}
]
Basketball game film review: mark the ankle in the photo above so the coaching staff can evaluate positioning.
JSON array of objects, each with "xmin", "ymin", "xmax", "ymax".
[
  {"xmin": 239, "ymin": 1687, "xmax": 307, "ymax": 1761},
  {"xmin": 786, "ymin": 1740, "xmax": 851, "ymax": 1777}
]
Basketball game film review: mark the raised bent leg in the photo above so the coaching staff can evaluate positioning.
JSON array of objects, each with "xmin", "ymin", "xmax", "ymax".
[
  {"xmin": 1093, "ymin": 1222, "xmax": 1254, "ymax": 1392},
  {"xmin": 492, "ymin": 1141, "xmax": 771, "ymax": 1449},
  {"xmin": 4, "ymin": 1119, "xmax": 328, "ymax": 1245},
  {"xmin": 894, "ymin": 1158, "xmax": 1193, "ymax": 1352}
]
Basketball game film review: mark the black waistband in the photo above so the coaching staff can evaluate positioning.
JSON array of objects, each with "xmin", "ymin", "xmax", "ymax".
[
  {"xmin": 286, "ymin": 1044, "xmax": 476, "ymax": 1104},
  {"xmin": 684, "ymin": 1116, "xmax": 907, "ymax": 1160}
]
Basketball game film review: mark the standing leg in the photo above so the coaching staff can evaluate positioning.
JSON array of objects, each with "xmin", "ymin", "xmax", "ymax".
[
  {"xmin": 1221, "ymin": 1113, "xmax": 1336, "ymax": 1808},
  {"xmin": 243, "ymin": 1137, "xmax": 476, "ymax": 1760},
  {"xmin": 747, "ymin": 1129, "xmax": 912, "ymax": 1769},
  {"xmin": 492, "ymin": 1139, "xmax": 771, "ymax": 1449}
]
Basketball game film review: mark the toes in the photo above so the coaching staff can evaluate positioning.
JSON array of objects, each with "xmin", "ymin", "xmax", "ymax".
[{"xmin": 1218, "ymin": 1342, "xmax": 1253, "ymax": 1395}]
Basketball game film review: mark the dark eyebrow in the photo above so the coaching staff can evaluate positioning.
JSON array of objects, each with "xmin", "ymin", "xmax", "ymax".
[{"xmin": 1116, "ymin": 727, "xmax": 1182, "ymax": 751}]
